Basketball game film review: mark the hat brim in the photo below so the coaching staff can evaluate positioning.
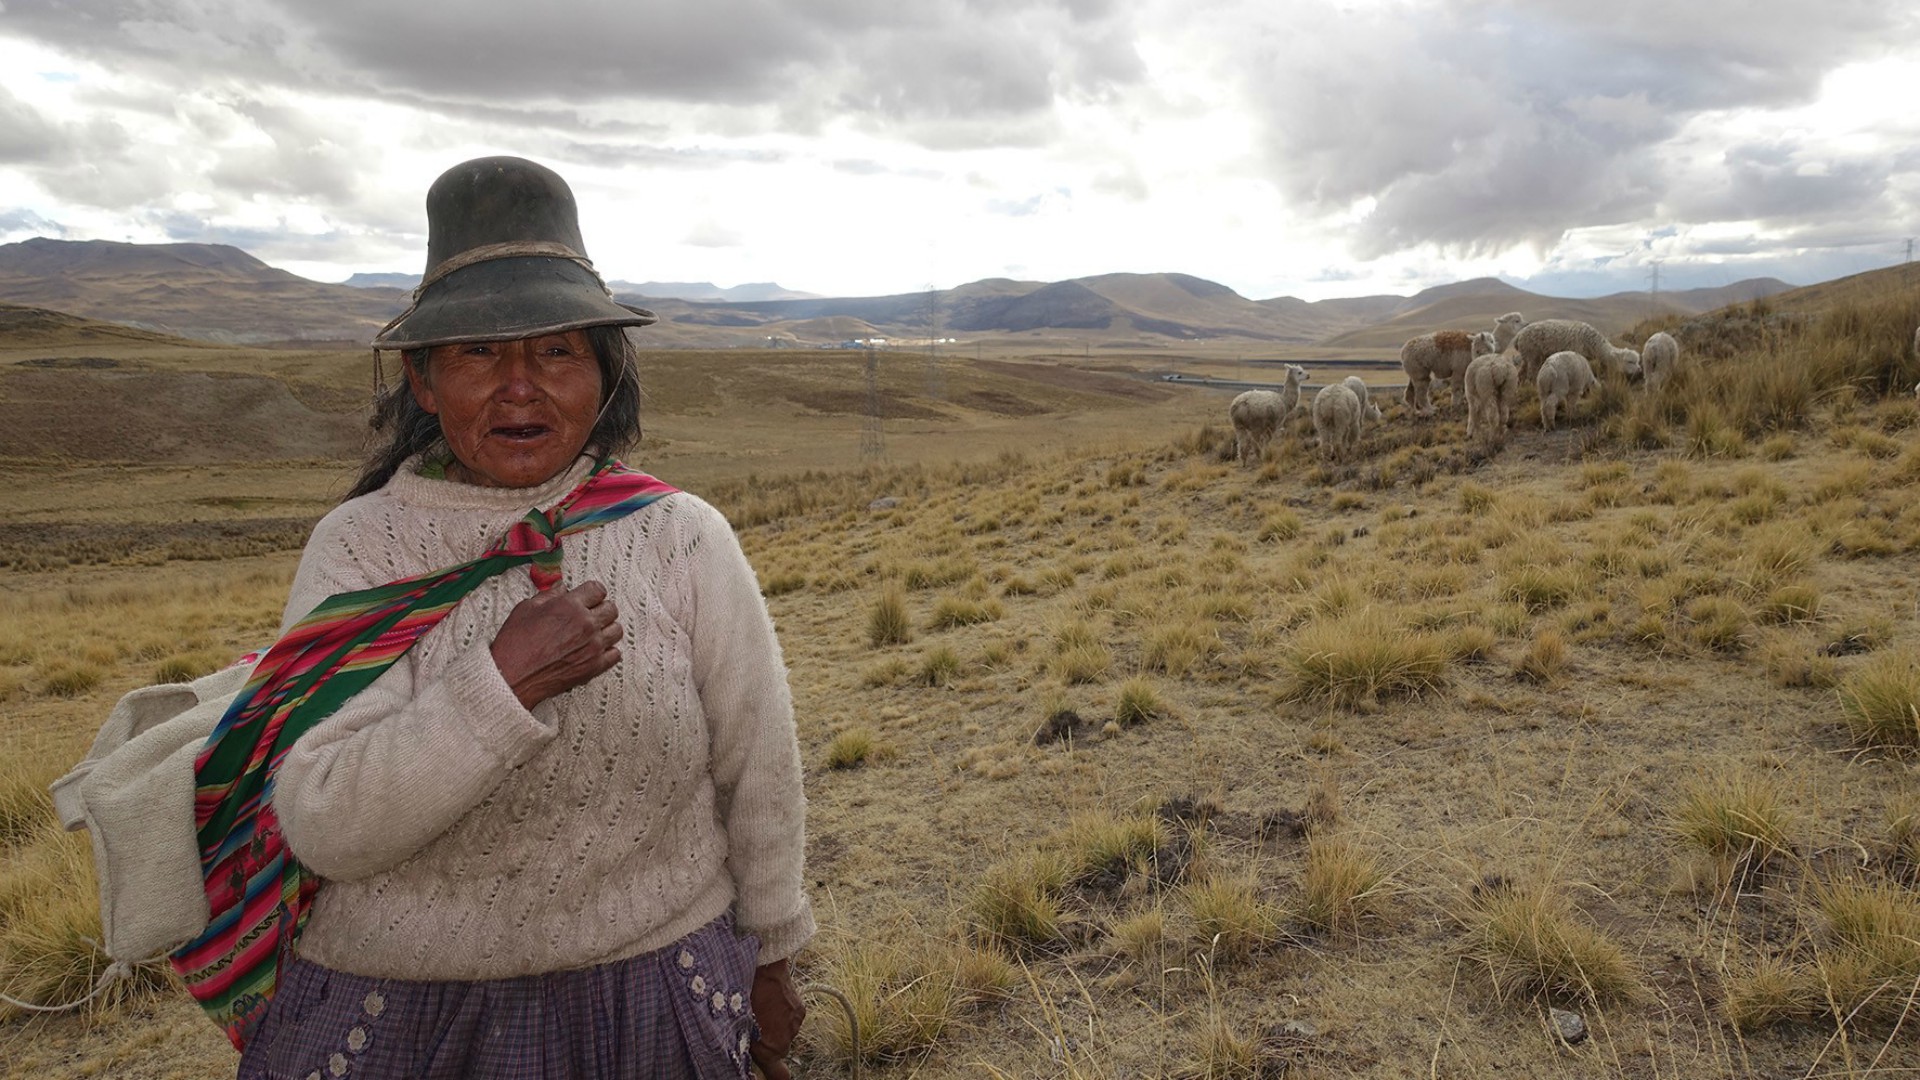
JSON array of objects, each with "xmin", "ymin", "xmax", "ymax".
[{"xmin": 372, "ymin": 257, "xmax": 656, "ymax": 351}]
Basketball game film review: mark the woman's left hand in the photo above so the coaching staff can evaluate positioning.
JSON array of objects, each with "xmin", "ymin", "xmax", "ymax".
[{"xmin": 748, "ymin": 959, "xmax": 805, "ymax": 1079}]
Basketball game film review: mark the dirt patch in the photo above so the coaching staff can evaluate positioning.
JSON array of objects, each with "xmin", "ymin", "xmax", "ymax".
[
  {"xmin": 0, "ymin": 369, "xmax": 365, "ymax": 463},
  {"xmin": 0, "ymin": 516, "xmax": 318, "ymax": 571},
  {"xmin": 973, "ymin": 358, "xmax": 1173, "ymax": 402}
]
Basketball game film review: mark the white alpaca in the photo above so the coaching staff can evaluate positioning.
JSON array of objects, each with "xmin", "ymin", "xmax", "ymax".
[
  {"xmin": 1639, "ymin": 331, "xmax": 1679, "ymax": 392},
  {"xmin": 1228, "ymin": 363, "xmax": 1307, "ymax": 465},
  {"xmin": 1400, "ymin": 330, "xmax": 1479, "ymax": 416},
  {"xmin": 1465, "ymin": 352, "xmax": 1520, "ymax": 445},
  {"xmin": 1471, "ymin": 330, "xmax": 1497, "ymax": 358},
  {"xmin": 1312, "ymin": 382, "xmax": 1364, "ymax": 461},
  {"xmin": 1494, "ymin": 312, "xmax": 1526, "ymax": 353},
  {"xmin": 1513, "ymin": 319, "xmax": 1640, "ymax": 381},
  {"xmin": 1536, "ymin": 350, "xmax": 1597, "ymax": 431},
  {"xmin": 1342, "ymin": 375, "xmax": 1383, "ymax": 430}
]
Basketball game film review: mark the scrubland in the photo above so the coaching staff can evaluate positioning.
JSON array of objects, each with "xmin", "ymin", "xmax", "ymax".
[{"xmin": 6, "ymin": 290, "xmax": 1920, "ymax": 1077}]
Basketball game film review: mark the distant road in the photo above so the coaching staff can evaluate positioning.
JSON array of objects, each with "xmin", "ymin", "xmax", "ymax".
[{"xmin": 1156, "ymin": 371, "xmax": 1408, "ymax": 394}]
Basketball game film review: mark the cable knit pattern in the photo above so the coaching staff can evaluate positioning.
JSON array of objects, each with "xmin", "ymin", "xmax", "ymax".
[{"xmin": 270, "ymin": 454, "xmax": 814, "ymax": 979}]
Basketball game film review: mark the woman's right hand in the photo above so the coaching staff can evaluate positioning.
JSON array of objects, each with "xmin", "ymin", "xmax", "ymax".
[{"xmin": 489, "ymin": 580, "xmax": 624, "ymax": 710}]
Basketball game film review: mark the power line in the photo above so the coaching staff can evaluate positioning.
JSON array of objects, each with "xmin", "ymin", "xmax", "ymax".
[{"xmin": 861, "ymin": 347, "xmax": 885, "ymax": 460}]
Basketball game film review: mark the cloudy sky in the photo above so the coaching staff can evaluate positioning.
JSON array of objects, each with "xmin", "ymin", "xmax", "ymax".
[{"xmin": 1, "ymin": 0, "xmax": 1916, "ymax": 301}]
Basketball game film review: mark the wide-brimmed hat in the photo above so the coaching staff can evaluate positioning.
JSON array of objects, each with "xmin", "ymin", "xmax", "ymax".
[{"xmin": 372, "ymin": 156, "xmax": 655, "ymax": 351}]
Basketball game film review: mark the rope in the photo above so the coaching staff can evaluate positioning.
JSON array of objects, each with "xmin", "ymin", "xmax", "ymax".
[
  {"xmin": 800, "ymin": 981, "xmax": 861, "ymax": 1079},
  {"xmin": 0, "ymin": 957, "xmax": 144, "ymax": 1014}
]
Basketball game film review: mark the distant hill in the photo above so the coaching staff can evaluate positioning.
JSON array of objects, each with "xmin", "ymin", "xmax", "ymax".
[
  {"xmin": 0, "ymin": 302, "xmax": 212, "ymax": 350},
  {"xmin": 340, "ymin": 273, "xmax": 821, "ymax": 304},
  {"xmin": 1743, "ymin": 262, "xmax": 1920, "ymax": 314},
  {"xmin": 0, "ymin": 236, "xmax": 1807, "ymax": 350},
  {"xmin": 1322, "ymin": 276, "xmax": 1796, "ymax": 346},
  {"xmin": 0, "ymin": 238, "xmax": 406, "ymax": 344}
]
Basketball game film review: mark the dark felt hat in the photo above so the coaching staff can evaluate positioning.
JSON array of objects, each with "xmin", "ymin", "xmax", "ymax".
[{"xmin": 372, "ymin": 156, "xmax": 655, "ymax": 351}]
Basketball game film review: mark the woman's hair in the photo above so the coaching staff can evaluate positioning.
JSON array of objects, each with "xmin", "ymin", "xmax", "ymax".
[{"xmin": 345, "ymin": 324, "xmax": 642, "ymax": 500}]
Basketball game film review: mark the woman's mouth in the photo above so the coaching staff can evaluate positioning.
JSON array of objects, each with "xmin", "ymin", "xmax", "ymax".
[{"xmin": 491, "ymin": 425, "xmax": 551, "ymax": 441}]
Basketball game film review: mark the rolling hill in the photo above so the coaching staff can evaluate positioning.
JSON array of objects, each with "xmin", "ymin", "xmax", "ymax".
[
  {"xmin": 1321, "ymin": 276, "xmax": 1794, "ymax": 346},
  {"xmin": 0, "ymin": 237, "xmax": 1799, "ymax": 350},
  {"xmin": 0, "ymin": 238, "xmax": 407, "ymax": 344}
]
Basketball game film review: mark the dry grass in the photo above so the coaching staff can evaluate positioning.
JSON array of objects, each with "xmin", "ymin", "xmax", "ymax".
[
  {"xmin": 1283, "ymin": 609, "xmax": 1448, "ymax": 709},
  {"xmin": 1294, "ymin": 833, "xmax": 1388, "ymax": 937},
  {"xmin": 868, "ymin": 584, "xmax": 914, "ymax": 647},
  {"xmin": 17, "ymin": 303, "xmax": 1920, "ymax": 1076},
  {"xmin": 1838, "ymin": 651, "xmax": 1920, "ymax": 747},
  {"xmin": 1466, "ymin": 879, "xmax": 1639, "ymax": 1005},
  {"xmin": 1671, "ymin": 770, "xmax": 1795, "ymax": 880},
  {"xmin": 1186, "ymin": 873, "xmax": 1273, "ymax": 965}
]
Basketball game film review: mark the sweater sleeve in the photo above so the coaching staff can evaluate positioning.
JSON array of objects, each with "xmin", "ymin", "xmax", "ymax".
[
  {"xmin": 268, "ymin": 514, "xmax": 558, "ymax": 883},
  {"xmin": 687, "ymin": 503, "xmax": 816, "ymax": 965}
]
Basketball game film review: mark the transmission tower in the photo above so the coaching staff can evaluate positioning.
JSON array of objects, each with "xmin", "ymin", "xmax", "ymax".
[
  {"xmin": 860, "ymin": 347, "xmax": 885, "ymax": 460},
  {"xmin": 1906, "ymin": 237, "xmax": 1914, "ymax": 263},
  {"xmin": 1647, "ymin": 260, "xmax": 1661, "ymax": 314},
  {"xmin": 923, "ymin": 284, "xmax": 945, "ymax": 402}
]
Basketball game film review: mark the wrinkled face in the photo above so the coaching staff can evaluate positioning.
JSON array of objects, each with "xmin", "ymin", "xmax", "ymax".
[{"xmin": 407, "ymin": 330, "xmax": 604, "ymax": 489}]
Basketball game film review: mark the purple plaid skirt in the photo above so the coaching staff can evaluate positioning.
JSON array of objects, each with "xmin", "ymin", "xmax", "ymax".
[{"xmin": 234, "ymin": 915, "xmax": 760, "ymax": 1080}]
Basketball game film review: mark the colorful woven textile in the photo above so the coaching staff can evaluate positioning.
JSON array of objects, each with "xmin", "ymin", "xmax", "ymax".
[{"xmin": 169, "ymin": 458, "xmax": 678, "ymax": 1049}]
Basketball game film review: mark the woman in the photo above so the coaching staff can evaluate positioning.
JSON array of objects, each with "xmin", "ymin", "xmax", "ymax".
[{"xmin": 234, "ymin": 157, "xmax": 814, "ymax": 1079}]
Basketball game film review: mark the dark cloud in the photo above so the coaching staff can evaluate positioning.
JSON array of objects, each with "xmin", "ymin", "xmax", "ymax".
[
  {"xmin": 1666, "ymin": 140, "xmax": 1896, "ymax": 227},
  {"xmin": 0, "ymin": 0, "xmax": 1143, "ymax": 141},
  {"xmin": 0, "ymin": 85, "xmax": 60, "ymax": 163},
  {"xmin": 1228, "ymin": 0, "xmax": 1917, "ymax": 258}
]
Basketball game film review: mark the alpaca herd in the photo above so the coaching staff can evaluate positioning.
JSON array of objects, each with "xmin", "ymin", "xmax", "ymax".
[{"xmin": 1227, "ymin": 312, "xmax": 1689, "ymax": 463}]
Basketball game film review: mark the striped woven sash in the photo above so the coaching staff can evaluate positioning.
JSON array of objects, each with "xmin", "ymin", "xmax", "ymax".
[{"xmin": 168, "ymin": 458, "xmax": 679, "ymax": 1049}]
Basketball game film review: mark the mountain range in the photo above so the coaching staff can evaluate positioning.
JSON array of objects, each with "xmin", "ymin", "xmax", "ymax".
[{"xmin": 0, "ymin": 237, "xmax": 1795, "ymax": 349}]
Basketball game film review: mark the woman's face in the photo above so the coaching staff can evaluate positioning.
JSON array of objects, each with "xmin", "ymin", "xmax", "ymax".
[{"xmin": 407, "ymin": 330, "xmax": 605, "ymax": 489}]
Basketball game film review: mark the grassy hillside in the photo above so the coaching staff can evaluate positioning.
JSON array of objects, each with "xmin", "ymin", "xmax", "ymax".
[{"xmin": 8, "ymin": 292, "xmax": 1920, "ymax": 1078}]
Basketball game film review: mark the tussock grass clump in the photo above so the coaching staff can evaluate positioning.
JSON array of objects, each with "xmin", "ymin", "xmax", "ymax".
[
  {"xmin": 868, "ymin": 585, "xmax": 913, "ymax": 647},
  {"xmin": 1685, "ymin": 595, "xmax": 1751, "ymax": 653},
  {"xmin": 824, "ymin": 727, "xmax": 886, "ymax": 769},
  {"xmin": 153, "ymin": 652, "xmax": 227, "ymax": 684},
  {"xmin": 968, "ymin": 851, "xmax": 1073, "ymax": 954},
  {"xmin": 1109, "ymin": 906, "xmax": 1170, "ymax": 968},
  {"xmin": 1458, "ymin": 482, "xmax": 1498, "ymax": 513},
  {"xmin": 1051, "ymin": 642, "xmax": 1112, "ymax": 685},
  {"xmin": 1143, "ymin": 619, "xmax": 1222, "ymax": 677},
  {"xmin": 0, "ymin": 827, "xmax": 170, "ymax": 1017},
  {"xmin": 811, "ymin": 938, "xmax": 965, "ymax": 1066},
  {"xmin": 928, "ymin": 595, "xmax": 1004, "ymax": 630},
  {"xmin": 36, "ymin": 661, "xmax": 104, "ymax": 699},
  {"xmin": 861, "ymin": 657, "xmax": 910, "ymax": 687},
  {"xmin": 1258, "ymin": 509, "xmax": 1302, "ymax": 543},
  {"xmin": 1296, "ymin": 833, "xmax": 1388, "ymax": 936},
  {"xmin": 1061, "ymin": 811, "xmax": 1161, "ymax": 886},
  {"xmin": 901, "ymin": 555, "xmax": 976, "ymax": 590},
  {"xmin": 1283, "ymin": 609, "xmax": 1448, "ymax": 709},
  {"xmin": 1760, "ymin": 638, "xmax": 1838, "ymax": 690},
  {"xmin": 919, "ymin": 646, "xmax": 962, "ymax": 687},
  {"xmin": 759, "ymin": 569, "xmax": 807, "ymax": 597},
  {"xmin": 1838, "ymin": 651, "xmax": 1920, "ymax": 747},
  {"xmin": 1115, "ymin": 676, "xmax": 1167, "ymax": 726},
  {"xmin": 1514, "ymin": 627, "xmax": 1569, "ymax": 683},
  {"xmin": 1813, "ymin": 878, "xmax": 1920, "ymax": 1024},
  {"xmin": 1723, "ymin": 953, "xmax": 1823, "ymax": 1032},
  {"xmin": 1185, "ymin": 1011, "xmax": 1262, "ymax": 1080},
  {"xmin": 1755, "ymin": 584, "xmax": 1822, "ymax": 625},
  {"xmin": 1187, "ymin": 873, "xmax": 1273, "ymax": 964},
  {"xmin": 0, "ymin": 745, "xmax": 63, "ymax": 848},
  {"xmin": 1500, "ymin": 565, "xmax": 1591, "ymax": 613},
  {"xmin": 1671, "ymin": 771, "xmax": 1794, "ymax": 878},
  {"xmin": 1467, "ymin": 880, "xmax": 1639, "ymax": 1004},
  {"xmin": 1446, "ymin": 625, "xmax": 1497, "ymax": 664}
]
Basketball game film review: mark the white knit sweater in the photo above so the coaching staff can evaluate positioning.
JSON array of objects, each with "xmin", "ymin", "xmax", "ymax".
[{"xmin": 271, "ymin": 454, "xmax": 814, "ymax": 980}]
